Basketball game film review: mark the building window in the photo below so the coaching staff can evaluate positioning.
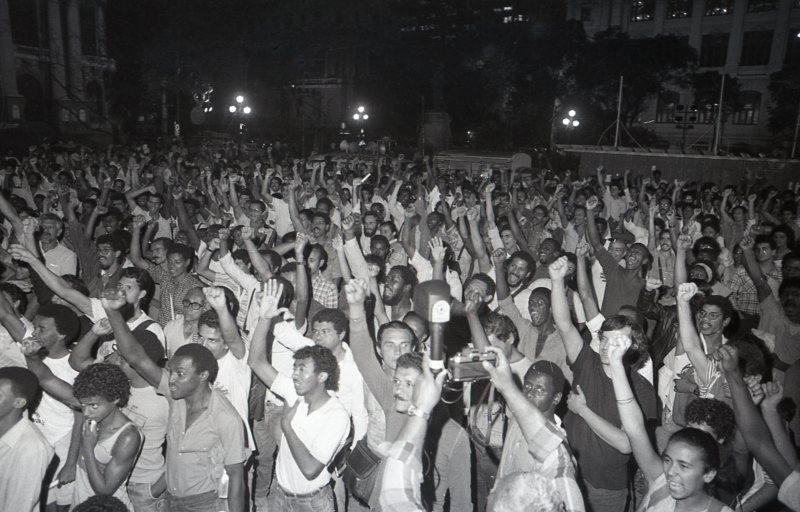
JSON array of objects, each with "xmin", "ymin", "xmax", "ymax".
[
  {"xmin": 747, "ymin": 0, "xmax": 778, "ymax": 11},
  {"xmin": 731, "ymin": 91, "xmax": 761, "ymax": 124},
  {"xmin": 631, "ymin": 0, "xmax": 655, "ymax": 21},
  {"xmin": 80, "ymin": 2, "xmax": 98, "ymax": 56},
  {"xmin": 699, "ymin": 33, "xmax": 729, "ymax": 67},
  {"xmin": 787, "ymin": 31, "xmax": 800, "ymax": 62},
  {"xmin": 667, "ymin": 0, "xmax": 693, "ymax": 18},
  {"xmin": 656, "ymin": 92, "xmax": 680, "ymax": 123},
  {"xmin": 580, "ymin": 0, "xmax": 593, "ymax": 21},
  {"xmin": 8, "ymin": 0, "xmax": 40, "ymax": 47},
  {"xmin": 740, "ymin": 31, "xmax": 773, "ymax": 66},
  {"xmin": 705, "ymin": 0, "xmax": 733, "ymax": 15}
]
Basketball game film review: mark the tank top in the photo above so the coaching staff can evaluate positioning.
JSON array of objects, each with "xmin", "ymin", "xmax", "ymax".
[{"xmin": 72, "ymin": 422, "xmax": 139, "ymax": 511}]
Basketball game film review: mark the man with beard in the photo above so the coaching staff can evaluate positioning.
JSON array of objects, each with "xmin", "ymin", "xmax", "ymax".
[
  {"xmin": 494, "ymin": 250, "xmax": 572, "ymax": 382},
  {"xmin": 105, "ymin": 296, "xmax": 248, "ymax": 512},
  {"xmin": 382, "ymin": 266, "xmax": 417, "ymax": 321},
  {"xmin": 131, "ymin": 218, "xmax": 203, "ymax": 326},
  {"xmin": 39, "ymin": 213, "xmax": 77, "ymax": 277},
  {"xmin": 523, "ymin": 205, "xmax": 553, "ymax": 257},
  {"xmin": 12, "ymin": 249, "xmax": 165, "ymax": 360},
  {"xmin": 586, "ymin": 196, "xmax": 650, "ymax": 318},
  {"xmin": 72, "ymin": 233, "xmax": 126, "ymax": 298},
  {"xmin": 361, "ymin": 210, "xmax": 380, "ymax": 252}
]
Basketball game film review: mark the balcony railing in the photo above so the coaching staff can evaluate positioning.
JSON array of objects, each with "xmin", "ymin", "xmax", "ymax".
[{"xmin": 14, "ymin": 45, "xmax": 50, "ymax": 61}]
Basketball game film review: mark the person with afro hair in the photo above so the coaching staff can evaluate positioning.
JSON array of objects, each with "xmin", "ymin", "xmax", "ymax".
[{"xmin": 72, "ymin": 363, "xmax": 142, "ymax": 510}]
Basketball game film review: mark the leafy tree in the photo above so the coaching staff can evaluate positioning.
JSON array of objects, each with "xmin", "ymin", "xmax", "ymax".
[{"xmin": 768, "ymin": 64, "xmax": 800, "ymax": 135}]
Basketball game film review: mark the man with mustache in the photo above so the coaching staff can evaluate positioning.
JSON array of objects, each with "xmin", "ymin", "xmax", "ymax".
[{"xmin": 11, "ymin": 244, "xmax": 166, "ymax": 361}]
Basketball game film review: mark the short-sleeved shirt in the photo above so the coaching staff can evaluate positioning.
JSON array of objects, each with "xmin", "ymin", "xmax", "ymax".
[
  {"xmin": 597, "ymin": 247, "xmax": 645, "ymax": 318},
  {"xmin": 88, "ymin": 299, "xmax": 166, "ymax": 360},
  {"xmin": 157, "ymin": 371, "xmax": 248, "ymax": 498},
  {"xmin": 147, "ymin": 266, "xmax": 205, "ymax": 326},
  {"xmin": 271, "ymin": 375, "xmax": 351, "ymax": 494},
  {"xmin": 0, "ymin": 417, "xmax": 54, "ymax": 512},
  {"xmin": 779, "ymin": 470, "xmax": 800, "ymax": 511},
  {"xmin": 497, "ymin": 416, "xmax": 584, "ymax": 512},
  {"xmin": 563, "ymin": 345, "xmax": 657, "ymax": 491},
  {"xmin": 42, "ymin": 242, "xmax": 77, "ymax": 277}
]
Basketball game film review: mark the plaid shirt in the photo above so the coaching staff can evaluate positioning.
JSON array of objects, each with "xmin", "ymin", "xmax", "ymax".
[
  {"xmin": 729, "ymin": 266, "xmax": 782, "ymax": 316},
  {"xmin": 497, "ymin": 415, "xmax": 585, "ymax": 512},
  {"xmin": 148, "ymin": 265, "xmax": 205, "ymax": 326},
  {"xmin": 312, "ymin": 272, "xmax": 339, "ymax": 309},
  {"xmin": 380, "ymin": 440, "xmax": 425, "ymax": 512}
]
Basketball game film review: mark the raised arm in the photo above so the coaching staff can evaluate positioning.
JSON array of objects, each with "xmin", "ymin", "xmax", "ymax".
[
  {"xmin": 739, "ymin": 236, "xmax": 772, "ymax": 303},
  {"xmin": 718, "ymin": 346, "xmax": 793, "ymax": 486},
  {"xmin": 673, "ymin": 233, "xmax": 691, "ymax": 288},
  {"xmin": 173, "ymin": 190, "xmax": 202, "ymax": 251},
  {"xmin": 607, "ymin": 334, "xmax": 663, "ymax": 484},
  {"xmin": 761, "ymin": 190, "xmax": 781, "ymax": 225},
  {"xmin": 104, "ymin": 299, "xmax": 163, "ymax": 388},
  {"xmin": 68, "ymin": 321, "xmax": 109, "ymax": 371},
  {"xmin": 20, "ymin": 339, "xmax": 81, "ymax": 408},
  {"xmin": 466, "ymin": 207, "xmax": 492, "ymax": 273},
  {"xmin": 675, "ymin": 282, "xmax": 710, "ymax": 381},
  {"xmin": 400, "ymin": 205, "xmax": 419, "ymax": 259},
  {"xmin": 575, "ymin": 242, "xmax": 600, "ymax": 321},
  {"xmin": 9, "ymin": 244, "xmax": 92, "ymax": 316},
  {"xmin": 293, "ymin": 234, "xmax": 311, "ymax": 331},
  {"xmin": 550, "ymin": 256, "xmax": 584, "ymax": 363},
  {"xmin": 585, "ymin": 196, "xmax": 604, "ymax": 253},
  {"xmin": 204, "ymin": 287, "xmax": 245, "ymax": 359},
  {"xmin": 129, "ymin": 217, "xmax": 154, "ymax": 270}
]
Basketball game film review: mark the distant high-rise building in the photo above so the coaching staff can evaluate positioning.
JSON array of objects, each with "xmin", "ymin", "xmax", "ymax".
[{"xmin": 566, "ymin": 0, "xmax": 798, "ymax": 151}]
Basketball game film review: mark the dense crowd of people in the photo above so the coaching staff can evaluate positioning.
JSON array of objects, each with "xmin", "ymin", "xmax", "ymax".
[{"xmin": 0, "ymin": 138, "xmax": 799, "ymax": 512}]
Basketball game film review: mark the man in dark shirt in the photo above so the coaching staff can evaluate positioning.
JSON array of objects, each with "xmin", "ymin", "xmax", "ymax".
[
  {"xmin": 586, "ymin": 196, "xmax": 650, "ymax": 318},
  {"xmin": 550, "ymin": 256, "xmax": 657, "ymax": 512}
]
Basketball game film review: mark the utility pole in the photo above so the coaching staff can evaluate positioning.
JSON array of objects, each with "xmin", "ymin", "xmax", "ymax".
[
  {"xmin": 614, "ymin": 76, "xmax": 623, "ymax": 148},
  {"xmin": 712, "ymin": 74, "xmax": 725, "ymax": 155}
]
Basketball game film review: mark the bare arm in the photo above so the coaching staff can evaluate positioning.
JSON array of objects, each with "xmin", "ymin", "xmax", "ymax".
[
  {"xmin": 80, "ymin": 422, "xmax": 141, "ymax": 496},
  {"xmin": 550, "ymin": 256, "xmax": 584, "ymax": 364},
  {"xmin": 105, "ymin": 306, "xmax": 163, "ymax": 388},
  {"xmin": 675, "ymin": 285, "xmax": 710, "ymax": 382},
  {"xmin": 204, "ymin": 287, "xmax": 246, "ymax": 359},
  {"xmin": 575, "ymin": 245, "xmax": 600, "ymax": 321},
  {"xmin": 10, "ymin": 245, "xmax": 92, "ymax": 316}
]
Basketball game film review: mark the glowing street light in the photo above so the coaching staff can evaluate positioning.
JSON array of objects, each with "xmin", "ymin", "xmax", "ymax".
[
  {"xmin": 353, "ymin": 114, "xmax": 360, "ymax": 120},
  {"xmin": 562, "ymin": 109, "xmax": 580, "ymax": 144},
  {"xmin": 358, "ymin": 106, "xmax": 365, "ymax": 113},
  {"xmin": 243, "ymin": 106, "xmax": 251, "ymax": 114},
  {"xmin": 229, "ymin": 105, "xmax": 237, "ymax": 113},
  {"xmin": 236, "ymin": 95, "xmax": 244, "ymax": 104}
]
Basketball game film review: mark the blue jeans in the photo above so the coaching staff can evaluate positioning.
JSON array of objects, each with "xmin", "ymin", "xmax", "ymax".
[
  {"xmin": 165, "ymin": 490, "xmax": 220, "ymax": 512},
  {"xmin": 267, "ymin": 483, "xmax": 334, "ymax": 512},
  {"xmin": 128, "ymin": 481, "xmax": 165, "ymax": 512}
]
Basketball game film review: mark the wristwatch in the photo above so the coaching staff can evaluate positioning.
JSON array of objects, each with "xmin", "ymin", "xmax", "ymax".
[{"xmin": 407, "ymin": 405, "xmax": 430, "ymax": 421}]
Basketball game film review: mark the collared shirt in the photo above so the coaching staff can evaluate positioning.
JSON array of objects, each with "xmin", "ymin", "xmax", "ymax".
[
  {"xmin": 147, "ymin": 266, "xmax": 204, "ymax": 326},
  {"xmin": 312, "ymin": 272, "xmax": 339, "ymax": 309},
  {"xmin": 730, "ymin": 265, "xmax": 782, "ymax": 317},
  {"xmin": 380, "ymin": 440, "xmax": 425, "ymax": 512},
  {"xmin": 42, "ymin": 242, "xmax": 77, "ymax": 277},
  {"xmin": 157, "ymin": 371, "xmax": 248, "ymax": 498},
  {"xmin": 497, "ymin": 415, "xmax": 584, "ymax": 512},
  {"xmin": 269, "ymin": 328, "xmax": 368, "ymax": 446},
  {"xmin": 0, "ymin": 417, "xmax": 54, "ymax": 512},
  {"xmin": 270, "ymin": 376, "xmax": 351, "ymax": 494}
]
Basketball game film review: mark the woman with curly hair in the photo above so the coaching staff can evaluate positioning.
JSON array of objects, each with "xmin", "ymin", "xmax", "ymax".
[{"xmin": 72, "ymin": 363, "xmax": 142, "ymax": 510}]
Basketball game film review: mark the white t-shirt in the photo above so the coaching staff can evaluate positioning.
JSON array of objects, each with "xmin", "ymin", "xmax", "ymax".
[
  {"xmin": 213, "ymin": 348, "xmax": 254, "ymax": 449},
  {"xmin": 271, "ymin": 376, "xmax": 351, "ymax": 494},
  {"xmin": 33, "ymin": 355, "xmax": 78, "ymax": 445},
  {"xmin": 124, "ymin": 386, "xmax": 168, "ymax": 484}
]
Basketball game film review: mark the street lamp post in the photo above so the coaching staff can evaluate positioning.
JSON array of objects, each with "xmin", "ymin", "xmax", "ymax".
[
  {"xmin": 352, "ymin": 105, "xmax": 369, "ymax": 140},
  {"xmin": 562, "ymin": 109, "xmax": 580, "ymax": 144},
  {"xmin": 229, "ymin": 95, "xmax": 252, "ymax": 156}
]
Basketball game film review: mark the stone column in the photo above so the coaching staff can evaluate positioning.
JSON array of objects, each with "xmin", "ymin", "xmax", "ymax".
[
  {"xmin": 47, "ymin": 0, "xmax": 67, "ymax": 101},
  {"xmin": 0, "ymin": 0, "xmax": 25, "ymax": 122},
  {"xmin": 65, "ymin": 0, "xmax": 82, "ymax": 100}
]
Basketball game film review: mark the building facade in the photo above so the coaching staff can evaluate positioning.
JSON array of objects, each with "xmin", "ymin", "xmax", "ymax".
[
  {"xmin": 0, "ymin": 0, "xmax": 114, "ymax": 141},
  {"xmin": 566, "ymin": 0, "xmax": 800, "ymax": 151}
]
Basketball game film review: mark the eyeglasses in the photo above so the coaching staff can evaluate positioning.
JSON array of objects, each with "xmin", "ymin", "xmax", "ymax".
[
  {"xmin": 182, "ymin": 300, "xmax": 206, "ymax": 311},
  {"xmin": 697, "ymin": 311, "xmax": 722, "ymax": 321}
]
